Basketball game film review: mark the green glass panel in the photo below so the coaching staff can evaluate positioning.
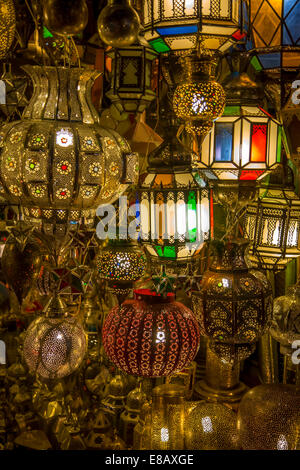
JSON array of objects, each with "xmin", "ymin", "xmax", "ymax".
[
  {"xmin": 251, "ymin": 56, "xmax": 263, "ymax": 72},
  {"xmin": 277, "ymin": 126, "xmax": 282, "ymax": 163},
  {"xmin": 155, "ymin": 245, "xmax": 176, "ymax": 258},
  {"xmin": 155, "ymin": 246, "xmax": 163, "ymax": 257},
  {"xmin": 149, "ymin": 38, "xmax": 170, "ymax": 53},
  {"xmin": 223, "ymin": 106, "xmax": 240, "ymax": 116},
  {"xmin": 187, "ymin": 191, "xmax": 197, "ymax": 242},
  {"xmin": 43, "ymin": 26, "xmax": 53, "ymax": 38}
]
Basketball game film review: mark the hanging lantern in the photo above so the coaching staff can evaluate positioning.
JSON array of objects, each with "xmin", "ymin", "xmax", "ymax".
[
  {"xmin": 270, "ymin": 282, "xmax": 300, "ymax": 355},
  {"xmin": 192, "ymin": 71, "xmax": 283, "ymax": 182},
  {"xmin": 102, "ymin": 289, "xmax": 200, "ymax": 377},
  {"xmin": 106, "ymin": 38, "xmax": 158, "ymax": 115},
  {"xmin": 96, "ymin": 240, "xmax": 147, "ymax": 300},
  {"xmin": 0, "ymin": 0, "xmax": 16, "ymax": 59},
  {"xmin": 0, "ymin": 66, "xmax": 138, "ymax": 237},
  {"xmin": 242, "ymin": 165, "xmax": 300, "ymax": 271},
  {"xmin": 249, "ymin": 0, "xmax": 300, "ymax": 72},
  {"xmin": 173, "ymin": 45, "xmax": 226, "ymax": 152},
  {"xmin": 138, "ymin": 127, "xmax": 211, "ymax": 274},
  {"xmin": 237, "ymin": 384, "xmax": 300, "ymax": 450},
  {"xmin": 192, "ymin": 239, "xmax": 273, "ymax": 362},
  {"xmin": 281, "ymin": 85, "xmax": 300, "ymax": 167},
  {"xmin": 23, "ymin": 297, "xmax": 87, "ymax": 380},
  {"xmin": 97, "ymin": 0, "xmax": 141, "ymax": 48},
  {"xmin": 142, "ymin": 0, "xmax": 248, "ymax": 53}
]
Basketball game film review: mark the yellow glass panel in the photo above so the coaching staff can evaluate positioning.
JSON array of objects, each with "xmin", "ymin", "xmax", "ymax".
[
  {"xmin": 282, "ymin": 52, "xmax": 300, "ymax": 68},
  {"xmin": 269, "ymin": 0, "xmax": 282, "ymax": 15},
  {"xmin": 251, "ymin": 0, "xmax": 264, "ymax": 20},
  {"xmin": 253, "ymin": 31, "xmax": 266, "ymax": 48},
  {"xmin": 270, "ymin": 26, "xmax": 281, "ymax": 47},
  {"xmin": 254, "ymin": 1, "xmax": 281, "ymax": 46}
]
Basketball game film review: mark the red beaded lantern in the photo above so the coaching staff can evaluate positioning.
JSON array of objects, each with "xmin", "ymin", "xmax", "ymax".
[{"xmin": 102, "ymin": 289, "xmax": 200, "ymax": 377}]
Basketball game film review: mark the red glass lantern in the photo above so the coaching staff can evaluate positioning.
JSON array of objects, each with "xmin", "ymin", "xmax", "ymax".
[{"xmin": 102, "ymin": 289, "xmax": 200, "ymax": 377}]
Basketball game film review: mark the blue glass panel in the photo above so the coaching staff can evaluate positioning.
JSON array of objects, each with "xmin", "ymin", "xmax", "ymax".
[
  {"xmin": 284, "ymin": 0, "xmax": 298, "ymax": 16},
  {"xmin": 156, "ymin": 25, "xmax": 198, "ymax": 36},
  {"xmin": 258, "ymin": 53, "xmax": 281, "ymax": 68},
  {"xmin": 285, "ymin": 1, "xmax": 300, "ymax": 43},
  {"xmin": 283, "ymin": 25, "xmax": 293, "ymax": 45},
  {"xmin": 214, "ymin": 123, "xmax": 233, "ymax": 162}
]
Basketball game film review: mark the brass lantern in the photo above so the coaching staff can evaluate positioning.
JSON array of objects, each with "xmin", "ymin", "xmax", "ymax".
[
  {"xmin": 0, "ymin": 66, "xmax": 138, "ymax": 236},
  {"xmin": 242, "ymin": 165, "xmax": 300, "ymax": 271},
  {"xmin": 142, "ymin": 0, "xmax": 248, "ymax": 53},
  {"xmin": 106, "ymin": 38, "xmax": 158, "ymax": 115},
  {"xmin": 0, "ymin": 0, "xmax": 16, "ymax": 59},
  {"xmin": 192, "ymin": 238, "xmax": 273, "ymax": 363}
]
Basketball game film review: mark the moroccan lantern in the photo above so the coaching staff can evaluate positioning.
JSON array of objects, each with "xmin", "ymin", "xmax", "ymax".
[
  {"xmin": 106, "ymin": 38, "xmax": 158, "ymax": 115},
  {"xmin": 237, "ymin": 384, "xmax": 300, "ymax": 450},
  {"xmin": 23, "ymin": 297, "xmax": 86, "ymax": 380},
  {"xmin": 96, "ymin": 240, "xmax": 147, "ymax": 300},
  {"xmin": 270, "ymin": 282, "xmax": 300, "ymax": 356},
  {"xmin": 97, "ymin": 0, "xmax": 141, "ymax": 48},
  {"xmin": 185, "ymin": 401, "xmax": 239, "ymax": 450},
  {"xmin": 249, "ymin": 0, "xmax": 300, "ymax": 72},
  {"xmin": 0, "ymin": 0, "xmax": 16, "ymax": 59},
  {"xmin": 242, "ymin": 165, "xmax": 300, "ymax": 271},
  {"xmin": 102, "ymin": 289, "xmax": 200, "ymax": 377},
  {"xmin": 192, "ymin": 238, "xmax": 273, "ymax": 362},
  {"xmin": 0, "ymin": 66, "xmax": 138, "ymax": 237},
  {"xmin": 142, "ymin": 0, "xmax": 248, "ymax": 53},
  {"xmin": 173, "ymin": 45, "xmax": 226, "ymax": 152},
  {"xmin": 192, "ymin": 70, "xmax": 283, "ymax": 182},
  {"xmin": 138, "ymin": 126, "xmax": 211, "ymax": 275}
]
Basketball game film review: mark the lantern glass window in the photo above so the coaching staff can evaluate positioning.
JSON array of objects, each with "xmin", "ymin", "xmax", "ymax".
[{"xmin": 193, "ymin": 105, "xmax": 283, "ymax": 181}]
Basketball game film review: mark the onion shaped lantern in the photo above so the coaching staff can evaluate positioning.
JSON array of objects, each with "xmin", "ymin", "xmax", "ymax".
[
  {"xmin": 102, "ymin": 289, "xmax": 200, "ymax": 377},
  {"xmin": 0, "ymin": 66, "xmax": 138, "ymax": 237}
]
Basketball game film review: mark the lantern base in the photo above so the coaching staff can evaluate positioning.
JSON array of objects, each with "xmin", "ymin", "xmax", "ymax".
[{"xmin": 194, "ymin": 378, "xmax": 248, "ymax": 407}]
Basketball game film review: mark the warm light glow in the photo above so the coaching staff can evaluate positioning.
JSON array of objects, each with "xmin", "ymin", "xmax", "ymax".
[
  {"xmin": 177, "ymin": 200, "xmax": 186, "ymax": 235},
  {"xmin": 277, "ymin": 434, "xmax": 288, "ymax": 450},
  {"xmin": 201, "ymin": 416, "xmax": 213, "ymax": 433},
  {"xmin": 161, "ymin": 427, "xmax": 169, "ymax": 442},
  {"xmin": 56, "ymin": 129, "xmax": 73, "ymax": 148}
]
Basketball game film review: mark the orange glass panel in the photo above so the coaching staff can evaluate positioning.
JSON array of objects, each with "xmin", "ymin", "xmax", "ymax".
[
  {"xmin": 251, "ymin": 0, "xmax": 264, "ymax": 20},
  {"xmin": 153, "ymin": 174, "xmax": 173, "ymax": 187},
  {"xmin": 270, "ymin": 0, "xmax": 283, "ymax": 15},
  {"xmin": 250, "ymin": 124, "xmax": 267, "ymax": 162},
  {"xmin": 253, "ymin": 1, "xmax": 280, "ymax": 46},
  {"xmin": 282, "ymin": 52, "xmax": 300, "ymax": 68}
]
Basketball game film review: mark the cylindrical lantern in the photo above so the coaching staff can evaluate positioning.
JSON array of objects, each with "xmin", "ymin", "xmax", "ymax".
[
  {"xmin": 23, "ymin": 297, "xmax": 86, "ymax": 379},
  {"xmin": 106, "ymin": 38, "xmax": 158, "ymax": 115},
  {"xmin": 119, "ymin": 387, "xmax": 147, "ymax": 446},
  {"xmin": 142, "ymin": 0, "xmax": 247, "ymax": 53},
  {"xmin": 138, "ymin": 129, "xmax": 211, "ymax": 275},
  {"xmin": 0, "ymin": 66, "xmax": 138, "ymax": 236},
  {"xmin": 0, "ymin": 0, "xmax": 16, "ymax": 59},
  {"xmin": 150, "ymin": 384, "xmax": 186, "ymax": 450},
  {"xmin": 237, "ymin": 384, "xmax": 300, "ymax": 450},
  {"xmin": 242, "ymin": 165, "xmax": 300, "ymax": 271},
  {"xmin": 192, "ymin": 238, "xmax": 273, "ymax": 362},
  {"xmin": 102, "ymin": 289, "xmax": 200, "ymax": 377}
]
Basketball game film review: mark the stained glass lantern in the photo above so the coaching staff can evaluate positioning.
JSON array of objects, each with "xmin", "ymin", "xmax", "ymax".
[
  {"xmin": 23, "ymin": 297, "xmax": 86, "ymax": 380},
  {"xmin": 242, "ymin": 165, "xmax": 300, "ymax": 271},
  {"xmin": 192, "ymin": 238, "xmax": 273, "ymax": 362},
  {"xmin": 142, "ymin": 0, "xmax": 248, "ymax": 53},
  {"xmin": 192, "ymin": 72, "xmax": 283, "ymax": 181},
  {"xmin": 0, "ymin": 66, "xmax": 138, "ymax": 237},
  {"xmin": 270, "ymin": 282, "xmax": 300, "ymax": 356},
  {"xmin": 106, "ymin": 38, "xmax": 158, "ymax": 115},
  {"xmin": 248, "ymin": 0, "xmax": 300, "ymax": 72},
  {"xmin": 102, "ymin": 289, "xmax": 200, "ymax": 377},
  {"xmin": 0, "ymin": 0, "xmax": 16, "ymax": 59},
  {"xmin": 138, "ymin": 131, "xmax": 211, "ymax": 274}
]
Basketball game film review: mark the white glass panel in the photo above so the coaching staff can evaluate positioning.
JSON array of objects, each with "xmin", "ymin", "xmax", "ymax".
[
  {"xmin": 220, "ymin": 0, "xmax": 230, "ymax": 18},
  {"xmin": 176, "ymin": 200, "xmax": 186, "ymax": 236},
  {"xmin": 167, "ymin": 198, "xmax": 176, "ymax": 239},
  {"xmin": 241, "ymin": 119, "xmax": 251, "ymax": 166},
  {"xmin": 268, "ymin": 120, "xmax": 277, "ymax": 166},
  {"xmin": 140, "ymin": 199, "xmax": 150, "ymax": 240},
  {"xmin": 202, "ymin": 0, "xmax": 211, "ymax": 16},
  {"xmin": 163, "ymin": 0, "xmax": 174, "ymax": 19}
]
